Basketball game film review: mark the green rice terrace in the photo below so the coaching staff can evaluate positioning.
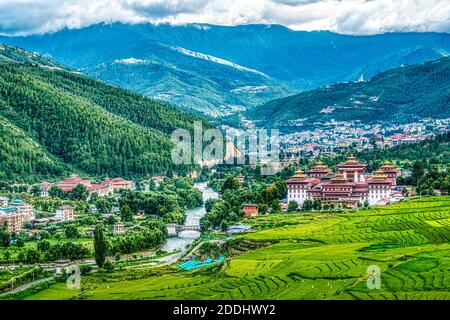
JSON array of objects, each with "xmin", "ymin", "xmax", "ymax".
[{"xmin": 17, "ymin": 196, "xmax": 450, "ymax": 300}]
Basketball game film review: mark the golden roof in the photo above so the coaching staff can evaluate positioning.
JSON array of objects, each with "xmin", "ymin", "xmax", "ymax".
[
  {"xmin": 331, "ymin": 177, "xmax": 348, "ymax": 182},
  {"xmin": 330, "ymin": 173, "xmax": 348, "ymax": 182},
  {"xmin": 346, "ymin": 155, "xmax": 358, "ymax": 164},
  {"xmin": 314, "ymin": 161, "xmax": 328, "ymax": 169},
  {"xmin": 372, "ymin": 170, "xmax": 389, "ymax": 180},
  {"xmin": 293, "ymin": 170, "xmax": 307, "ymax": 178}
]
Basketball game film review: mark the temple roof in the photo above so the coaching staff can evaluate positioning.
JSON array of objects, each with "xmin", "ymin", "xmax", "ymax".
[
  {"xmin": 337, "ymin": 155, "xmax": 367, "ymax": 168},
  {"xmin": 380, "ymin": 161, "xmax": 401, "ymax": 172},
  {"xmin": 309, "ymin": 161, "xmax": 332, "ymax": 173},
  {"xmin": 292, "ymin": 169, "xmax": 307, "ymax": 179}
]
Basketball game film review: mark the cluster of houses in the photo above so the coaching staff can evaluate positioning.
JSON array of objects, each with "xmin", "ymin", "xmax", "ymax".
[
  {"xmin": 0, "ymin": 194, "xmax": 80, "ymax": 233},
  {"xmin": 40, "ymin": 176, "xmax": 135, "ymax": 198}
]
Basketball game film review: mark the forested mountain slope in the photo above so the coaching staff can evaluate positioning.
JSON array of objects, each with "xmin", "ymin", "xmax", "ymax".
[
  {"xmin": 245, "ymin": 57, "xmax": 450, "ymax": 131},
  {"xmin": 0, "ymin": 45, "xmax": 204, "ymax": 182}
]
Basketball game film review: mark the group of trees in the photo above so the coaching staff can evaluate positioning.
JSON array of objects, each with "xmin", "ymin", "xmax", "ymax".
[
  {"xmin": 93, "ymin": 218, "xmax": 167, "ymax": 268},
  {"xmin": 48, "ymin": 184, "xmax": 89, "ymax": 201},
  {"xmin": 118, "ymin": 178, "xmax": 203, "ymax": 224},
  {"xmin": 358, "ymin": 131, "xmax": 450, "ymax": 194},
  {"xmin": 16, "ymin": 241, "xmax": 90, "ymax": 264},
  {"xmin": 201, "ymin": 176, "xmax": 288, "ymax": 231}
]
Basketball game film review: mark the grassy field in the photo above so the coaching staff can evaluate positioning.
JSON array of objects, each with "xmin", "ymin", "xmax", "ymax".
[{"xmin": 19, "ymin": 197, "xmax": 450, "ymax": 300}]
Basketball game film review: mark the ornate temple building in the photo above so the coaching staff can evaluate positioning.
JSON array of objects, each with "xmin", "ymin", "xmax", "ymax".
[{"xmin": 286, "ymin": 156, "xmax": 401, "ymax": 208}]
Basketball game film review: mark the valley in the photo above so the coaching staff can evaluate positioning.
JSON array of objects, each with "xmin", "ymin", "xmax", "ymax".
[{"xmin": 0, "ymin": 16, "xmax": 449, "ymax": 304}]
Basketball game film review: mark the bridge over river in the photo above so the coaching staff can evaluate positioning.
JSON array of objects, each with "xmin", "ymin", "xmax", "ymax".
[{"xmin": 166, "ymin": 224, "xmax": 201, "ymax": 236}]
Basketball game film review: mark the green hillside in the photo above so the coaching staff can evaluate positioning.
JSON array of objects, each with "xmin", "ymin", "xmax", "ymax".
[
  {"xmin": 20, "ymin": 197, "xmax": 450, "ymax": 300},
  {"xmin": 84, "ymin": 51, "xmax": 294, "ymax": 117},
  {"xmin": 0, "ymin": 116, "xmax": 69, "ymax": 181},
  {"xmin": 0, "ymin": 45, "xmax": 205, "ymax": 182},
  {"xmin": 245, "ymin": 57, "xmax": 450, "ymax": 131}
]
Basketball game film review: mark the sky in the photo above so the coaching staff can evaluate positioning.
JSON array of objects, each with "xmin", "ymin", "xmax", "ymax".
[{"xmin": 0, "ymin": 0, "xmax": 449, "ymax": 36}]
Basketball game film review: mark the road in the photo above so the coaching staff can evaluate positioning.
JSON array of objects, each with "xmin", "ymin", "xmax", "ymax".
[{"xmin": 0, "ymin": 276, "xmax": 55, "ymax": 298}]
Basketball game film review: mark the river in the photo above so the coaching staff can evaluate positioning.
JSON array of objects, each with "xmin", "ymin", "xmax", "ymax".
[{"xmin": 161, "ymin": 182, "xmax": 218, "ymax": 255}]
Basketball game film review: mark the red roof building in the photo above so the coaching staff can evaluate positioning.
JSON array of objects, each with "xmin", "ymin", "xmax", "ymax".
[
  {"xmin": 242, "ymin": 204, "xmax": 259, "ymax": 218},
  {"xmin": 287, "ymin": 156, "xmax": 401, "ymax": 209}
]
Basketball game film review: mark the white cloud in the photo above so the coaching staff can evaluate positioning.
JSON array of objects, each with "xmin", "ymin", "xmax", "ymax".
[{"xmin": 0, "ymin": 0, "xmax": 449, "ymax": 35}]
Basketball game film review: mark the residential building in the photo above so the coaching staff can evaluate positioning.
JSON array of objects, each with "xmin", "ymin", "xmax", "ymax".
[
  {"xmin": 0, "ymin": 196, "xmax": 8, "ymax": 207},
  {"xmin": 55, "ymin": 205, "xmax": 75, "ymax": 221},
  {"xmin": 40, "ymin": 182, "xmax": 51, "ymax": 197},
  {"xmin": 236, "ymin": 176, "xmax": 245, "ymax": 184},
  {"xmin": 10, "ymin": 199, "xmax": 35, "ymax": 221},
  {"xmin": 241, "ymin": 204, "xmax": 259, "ymax": 217},
  {"xmin": 0, "ymin": 207, "xmax": 26, "ymax": 233},
  {"xmin": 113, "ymin": 222, "xmax": 126, "ymax": 235},
  {"xmin": 54, "ymin": 176, "xmax": 114, "ymax": 197},
  {"xmin": 103, "ymin": 178, "xmax": 134, "ymax": 191}
]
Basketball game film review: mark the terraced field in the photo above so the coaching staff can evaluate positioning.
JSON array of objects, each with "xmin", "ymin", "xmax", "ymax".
[{"xmin": 22, "ymin": 197, "xmax": 450, "ymax": 300}]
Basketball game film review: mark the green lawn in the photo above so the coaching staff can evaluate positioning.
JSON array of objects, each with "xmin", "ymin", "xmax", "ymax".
[{"xmin": 20, "ymin": 197, "xmax": 450, "ymax": 300}]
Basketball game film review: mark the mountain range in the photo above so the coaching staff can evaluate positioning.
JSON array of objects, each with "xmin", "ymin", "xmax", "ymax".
[
  {"xmin": 243, "ymin": 56, "xmax": 450, "ymax": 132},
  {"xmin": 0, "ymin": 44, "xmax": 203, "ymax": 182},
  {"xmin": 1, "ymin": 23, "xmax": 450, "ymax": 116}
]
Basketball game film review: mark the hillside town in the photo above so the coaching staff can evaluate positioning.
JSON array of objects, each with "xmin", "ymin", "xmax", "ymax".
[{"xmin": 280, "ymin": 118, "xmax": 450, "ymax": 156}]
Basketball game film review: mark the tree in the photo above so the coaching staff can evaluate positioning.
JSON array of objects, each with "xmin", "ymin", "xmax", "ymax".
[
  {"xmin": 303, "ymin": 199, "xmax": 313, "ymax": 211},
  {"xmin": 402, "ymin": 186, "xmax": 409, "ymax": 197},
  {"xmin": 37, "ymin": 240, "xmax": 51, "ymax": 252},
  {"xmin": 25, "ymin": 248, "xmax": 41, "ymax": 264},
  {"xmin": 205, "ymin": 198, "xmax": 218, "ymax": 213},
  {"xmin": 48, "ymin": 186, "xmax": 66, "ymax": 199},
  {"xmin": 220, "ymin": 220, "xmax": 228, "ymax": 232},
  {"xmin": 312, "ymin": 199, "xmax": 322, "ymax": 211},
  {"xmin": 30, "ymin": 185, "xmax": 41, "ymax": 197},
  {"xmin": 120, "ymin": 205, "xmax": 133, "ymax": 222},
  {"xmin": 103, "ymin": 260, "xmax": 115, "ymax": 273},
  {"xmin": 288, "ymin": 201, "xmax": 299, "ymax": 213},
  {"xmin": 271, "ymin": 199, "xmax": 281, "ymax": 213},
  {"xmin": 364, "ymin": 200, "xmax": 370, "ymax": 209},
  {"xmin": 106, "ymin": 215, "xmax": 116, "ymax": 225},
  {"xmin": 15, "ymin": 231, "xmax": 28, "ymax": 247},
  {"xmin": 412, "ymin": 161, "xmax": 425, "ymax": 185},
  {"xmin": 3, "ymin": 250, "xmax": 11, "ymax": 262},
  {"xmin": 0, "ymin": 223, "xmax": 10, "ymax": 247},
  {"xmin": 94, "ymin": 225, "xmax": 107, "ymax": 268},
  {"xmin": 96, "ymin": 197, "xmax": 112, "ymax": 214},
  {"xmin": 221, "ymin": 177, "xmax": 240, "ymax": 193},
  {"xmin": 64, "ymin": 225, "xmax": 80, "ymax": 239},
  {"xmin": 71, "ymin": 184, "xmax": 89, "ymax": 201},
  {"xmin": 148, "ymin": 178, "xmax": 156, "ymax": 191}
]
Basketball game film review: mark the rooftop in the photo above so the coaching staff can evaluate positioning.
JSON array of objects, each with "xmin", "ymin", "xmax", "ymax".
[
  {"xmin": 0, "ymin": 206, "xmax": 17, "ymax": 214},
  {"xmin": 9, "ymin": 199, "xmax": 24, "ymax": 205}
]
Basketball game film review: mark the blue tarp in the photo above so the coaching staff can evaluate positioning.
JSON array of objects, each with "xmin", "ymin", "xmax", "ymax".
[{"xmin": 179, "ymin": 256, "xmax": 225, "ymax": 271}]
